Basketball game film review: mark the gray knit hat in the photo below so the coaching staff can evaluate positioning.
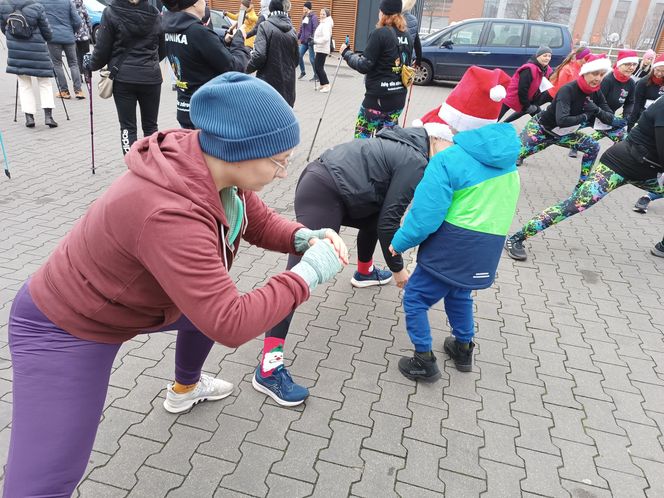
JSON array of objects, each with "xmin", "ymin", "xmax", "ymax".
[{"xmin": 536, "ymin": 46, "xmax": 552, "ymax": 57}]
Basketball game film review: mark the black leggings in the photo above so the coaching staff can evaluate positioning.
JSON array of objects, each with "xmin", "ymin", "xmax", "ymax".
[
  {"xmin": 266, "ymin": 160, "xmax": 379, "ymax": 339},
  {"xmin": 314, "ymin": 52, "xmax": 329, "ymax": 86},
  {"xmin": 112, "ymin": 81, "xmax": 161, "ymax": 155},
  {"xmin": 498, "ymin": 103, "xmax": 531, "ymax": 123}
]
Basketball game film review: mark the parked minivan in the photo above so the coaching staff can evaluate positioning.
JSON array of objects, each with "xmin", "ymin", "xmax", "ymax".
[{"xmin": 415, "ymin": 18, "xmax": 572, "ymax": 85}]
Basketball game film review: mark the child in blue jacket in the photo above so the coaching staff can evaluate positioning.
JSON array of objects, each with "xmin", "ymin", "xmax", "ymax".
[{"xmin": 391, "ymin": 66, "xmax": 521, "ymax": 380}]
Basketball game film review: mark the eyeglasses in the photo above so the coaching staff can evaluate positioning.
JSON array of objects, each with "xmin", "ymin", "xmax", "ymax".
[{"xmin": 268, "ymin": 151, "xmax": 295, "ymax": 177}]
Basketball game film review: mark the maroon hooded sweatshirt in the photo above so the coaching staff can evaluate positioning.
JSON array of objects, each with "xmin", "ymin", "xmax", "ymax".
[{"xmin": 29, "ymin": 130, "xmax": 309, "ymax": 346}]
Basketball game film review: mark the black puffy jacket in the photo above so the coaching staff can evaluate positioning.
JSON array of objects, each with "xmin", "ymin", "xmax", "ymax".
[
  {"xmin": 89, "ymin": 0, "xmax": 164, "ymax": 85},
  {"xmin": 318, "ymin": 127, "xmax": 430, "ymax": 272},
  {"xmin": 246, "ymin": 11, "xmax": 299, "ymax": 107},
  {"xmin": 0, "ymin": 1, "xmax": 54, "ymax": 78}
]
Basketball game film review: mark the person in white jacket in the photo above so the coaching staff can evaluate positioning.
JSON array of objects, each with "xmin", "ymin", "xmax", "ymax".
[{"xmin": 313, "ymin": 8, "xmax": 333, "ymax": 92}]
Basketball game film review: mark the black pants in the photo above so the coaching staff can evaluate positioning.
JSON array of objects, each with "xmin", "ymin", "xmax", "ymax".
[
  {"xmin": 75, "ymin": 40, "xmax": 90, "ymax": 80},
  {"xmin": 112, "ymin": 81, "xmax": 161, "ymax": 155},
  {"xmin": 314, "ymin": 52, "xmax": 329, "ymax": 86},
  {"xmin": 266, "ymin": 160, "xmax": 379, "ymax": 339},
  {"xmin": 498, "ymin": 103, "xmax": 530, "ymax": 123}
]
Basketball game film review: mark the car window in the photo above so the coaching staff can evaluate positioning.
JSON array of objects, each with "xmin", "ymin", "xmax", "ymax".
[
  {"xmin": 442, "ymin": 22, "xmax": 484, "ymax": 46},
  {"xmin": 528, "ymin": 25, "xmax": 564, "ymax": 48},
  {"xmin": 486, "ymin": 22, "xmax": 524, "ymax": 47}
]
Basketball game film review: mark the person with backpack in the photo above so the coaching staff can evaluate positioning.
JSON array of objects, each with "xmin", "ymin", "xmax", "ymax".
[
  {"xmin": 246, "ymin": 0, "xmax": 299, "ymax": 107},
  {"xmin": 162, "ymin": 0, "xmax": 250, "ymax": 129},
  {"xmin": 86, "ymin": 0, "xmax": 165, "ymax": 155},
  {"xmin": 296, "ymin": 1, "xmax": 318, "ymax": 80},
  {"xmin": 0, "ymin": 0, "xmax": 59, "ymax": 128},
  {"xmin": 40, "ymin": 0, "xmax": 84, "ymax": 99},
  {"xmin": 339, "ymin": 0, "xmax": 412, "ymax": 139},
  {"xmin": 73, "ymin": 0, "xmax": 93, "ymax": 80},
  {"xmin": 312, "ymin": 7, "xmax": 332, "ymax": 92},
  {"xmin": 401, "ymin": 0, "xmax": 421, "ymax": 68}
]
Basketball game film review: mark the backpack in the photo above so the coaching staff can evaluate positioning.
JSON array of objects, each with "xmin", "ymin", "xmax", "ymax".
[{"xmin": 5, "ymin": 1, "xmax": 33, "ymax": 40}]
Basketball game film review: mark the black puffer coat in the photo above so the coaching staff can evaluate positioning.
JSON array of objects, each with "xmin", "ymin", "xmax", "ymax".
[
  {"xmin": 246, "ymin": 11, "xmax": 298, "ymax": 107},
  {"xmin": 0, "ymin": 1, "xmax": 54, "ymax": 78},
  {"xmin": 89, "ymin": 0, "xmax": 165, "ymax": 85}
]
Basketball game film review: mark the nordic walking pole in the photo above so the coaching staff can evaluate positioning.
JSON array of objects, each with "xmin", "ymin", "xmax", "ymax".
[
  {"xmin": 0, "ymin": 131, "xmax": 10, "ymax": 179},
  {"xmin": 84, "ymin": 66, "xmax": 95, "ymax": 174},
  {"xmin": 307, "ymin": 35, "xmax": 349, "ymax": 162},
  {"xmin": 14, "ymin": 80, "xmax": 18, "ymax": 122},
  {"xmin": 401, "ymin": 80, "xmax": 414, "ymax": 127},
  {"xmin": 53, "ymin": 69, "xmax": 70, "ymax": 120}
]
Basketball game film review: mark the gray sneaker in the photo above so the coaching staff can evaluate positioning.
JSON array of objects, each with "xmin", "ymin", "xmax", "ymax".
[
  {"xmin": 651, "ymin": 241, "xmax": 664, "ymax": 258},
  {"xmin": 633, "ymin": 196, "xmax": 651, "ymax": 213},
  {"xmin": 163, "ymin": 374, "xmax": 233, "ymax": 413},
  {"xmin": 505, "ymin": 236, "xmax": 527, "ymax": 261}
]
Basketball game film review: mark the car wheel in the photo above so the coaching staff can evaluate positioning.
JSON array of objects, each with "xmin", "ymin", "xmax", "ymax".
[
  {"xmin": 414, "ymin": 61, "xmax": 433, "ymax": 86},
  {"xmin": 92, "ymin": 24, "xmax": 100, "ymax": 44}
]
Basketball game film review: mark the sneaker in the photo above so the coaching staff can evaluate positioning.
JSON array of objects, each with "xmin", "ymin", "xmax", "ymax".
[
  {"xmin": 252, "ymin": 366, "xmax": 309, "ymax": 407},
  {"xmin": 516, "ymin": 157, "xmax": 523, "ymax": 166},
  {"xmin": 398, "ymin": 352, "xmax": 441, "ymax": 382},
  {"xmin": 319, "ymin": 85, "xmax": 330, "ymax": 93},
  {"xmin": 568, "ymin": 150, "xmax": 578, "ymax": 158},
  {"xmin": 163, "ymin": 374, "xmax": 234, "ymax": 414},
  {"xmin": 74, "ymin": 90, "xmax": 85, "ymax": 99},
  {"xmin": 505, "ymin": 236, "xmax": 527, "ymax": 261},
  {"xmin": 444, "ymin": 336, "xmax": 475, "ymax": 372},
  {"xmin": 651, "ymin": 241, "xmax": 664, "ymax": 258},
  {"xmin": 55, "ymin": 90, "xmax": 71, "ymax": 99},
  {"xmin": 298, "ymin": 72, "xmax": 306, "ymax": 80},
  {"xmin": 633, "ymin": 196, "xmax": 651, "ymax": 213},
  {"xmin": 350, "ymin": 267, "xmax": 393, "ymax": 288}
]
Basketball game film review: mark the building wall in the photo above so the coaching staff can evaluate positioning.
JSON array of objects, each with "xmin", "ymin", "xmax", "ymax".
[{"xmin": 447, "ymin": 1, "xmax": 484, "ymax": 22}]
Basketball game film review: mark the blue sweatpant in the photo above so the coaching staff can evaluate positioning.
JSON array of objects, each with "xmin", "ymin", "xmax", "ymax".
[{"xmin": 403, "ymin": 265, "xmax": 474, "ymax": 352}]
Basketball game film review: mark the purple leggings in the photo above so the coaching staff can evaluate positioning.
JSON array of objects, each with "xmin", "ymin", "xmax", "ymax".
[{"xmin": 4, "ymin": 282, "xmax": 215, "ymax": 497}]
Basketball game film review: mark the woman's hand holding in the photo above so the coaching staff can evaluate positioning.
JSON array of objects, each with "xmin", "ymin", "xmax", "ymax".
[{"xmin": 320, "ymin": 229, "xmax": 348, "ymax": 265}]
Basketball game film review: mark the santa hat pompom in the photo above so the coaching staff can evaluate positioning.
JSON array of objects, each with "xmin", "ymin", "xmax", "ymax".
[
  {"xmin": 489, "ymin": 85, "xmax": 506, "ymax": 102},
  {"xmin": 412, "ymin": 118, "xmax": 424, "ymax": 127}
]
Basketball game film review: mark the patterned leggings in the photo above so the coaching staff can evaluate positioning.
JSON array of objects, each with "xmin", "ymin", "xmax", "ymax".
[
  {"xmin": 519, "ymin": 118, "xmax": 600, "ymax": 188},
  {"xmin": 513, "ymin": 162, "xmax": 664, "ymax": 241},
  {"xmin": 354, "ymin": 105, "xmax": 403, "ymax": 139},
  {"xmin": 589, "ymin": 126, "xmax": 626, "ymax": 143}
]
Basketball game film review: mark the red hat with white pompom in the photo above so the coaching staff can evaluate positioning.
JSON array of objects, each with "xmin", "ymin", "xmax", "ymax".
[
  {"xmin": 615, "ymin": 49, "xmax": 639, "ymax": 67},
  {"xmin": 579, "ymin": 53, "xmax": 612, "ymax": 75},
  {"xmin": 653, "ymin": 54, "xmax": 664, "ymax": 70},
  {"xmin": 413, "ymin": 66, "xmax": 511, "ymax": 138}
]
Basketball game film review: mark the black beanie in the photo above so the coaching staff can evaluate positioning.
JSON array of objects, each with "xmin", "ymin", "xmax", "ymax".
[
  {"xmin": 380, "ymin": 0, "xmax": 402, "ymax": 15},
  {"xmin": 163, "ymin": 0, "xmax": 198, "ymax": 11},
  {"xmin": 304, "ymin": 1, "xmax": 312, "ymax": 9},
  {"xmin": 269, "ymin": 0, "xmax": 284, "ymax": 11}
]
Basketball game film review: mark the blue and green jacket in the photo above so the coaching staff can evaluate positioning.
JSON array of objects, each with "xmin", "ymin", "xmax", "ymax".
[{"xmin": 391, "ymin": 123, "xmax": 521, "ymax": 289}]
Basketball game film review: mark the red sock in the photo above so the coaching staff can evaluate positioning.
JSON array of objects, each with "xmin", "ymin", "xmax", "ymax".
[
  {"xmin": 357, "ymin": 259, "xmax": 374, "ymax": 275},
  {"xmin": 261, "ymin": 337, "xmax": 284, "ymax": 377}
]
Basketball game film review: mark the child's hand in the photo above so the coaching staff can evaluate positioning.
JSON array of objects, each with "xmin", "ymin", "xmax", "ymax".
[
  {"xmin": 394, "ymin": 269, "xmax": 409, "ymax": 289},
  {"xmin": 389, "ymin": 244, "xmax": 398, "ymax": 257}
]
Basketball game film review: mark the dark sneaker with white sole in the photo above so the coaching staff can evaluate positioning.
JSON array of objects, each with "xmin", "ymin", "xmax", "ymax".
[
  {"xmin": 634, "ymin": 196, "xmax": 651, "ymax": 213},
  {"xmin": 351, "ymin": 268, "xmax": 393, "ymax": 288},
  {"xmin": 252, "ymin": 366, "xmax": 309, "ymax": 406},
  {"xmin": 568, "ymin": 150, "xmax": 578, "ymax": 158},
  {"xmin": 444, "ymin": 336, "xmax": 475, "ymax": 372},
  {"xmin": 651, "ymin": 241, "xmax": 664, "ymax": 258},
  {"xmin": 398, "ymin": 352, "xmax": 441, "ymax": 382},
  {"xmin": 505, "ymin": 236, "xmax": 527, "ymax": 261}
]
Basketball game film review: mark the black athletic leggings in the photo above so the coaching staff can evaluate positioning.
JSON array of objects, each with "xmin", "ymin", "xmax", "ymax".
[
  {"xmin": 314, "ymin": 53, "xmax": 329, "ymax": 86},
  {"xmin": 112, "ymin": 81, "xmax": 161, "ymax": 155},
  {"xmin": 266, "ymin": 160, "xmax": 379, "ymax": 339}
]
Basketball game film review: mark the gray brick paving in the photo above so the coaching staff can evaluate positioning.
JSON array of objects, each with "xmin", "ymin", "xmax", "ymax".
[{"xmin": 2, "ymin": 39, "xmax": 664, "ymax": 497}]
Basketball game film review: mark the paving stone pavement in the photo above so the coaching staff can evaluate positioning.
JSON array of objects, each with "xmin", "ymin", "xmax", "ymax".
[{"xmin": 1, "ymin": 42, "xmax": 664, "ymax": 497}]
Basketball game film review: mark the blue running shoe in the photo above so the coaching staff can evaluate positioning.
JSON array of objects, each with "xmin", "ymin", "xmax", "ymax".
[
  {"xmin": 252, "ymin": 366, "xmax": 309, "ymax": 406},
  {"xmin": 350, "ymin": 267, "xmax": 393, "ymax": 288}
]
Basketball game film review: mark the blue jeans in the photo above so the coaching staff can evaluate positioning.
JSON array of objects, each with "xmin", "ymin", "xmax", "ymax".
[
  {"xmin": 646, "ymin": 192, "xmax": 663, "ymax": 201},
  {"xmin": 403, "ymin": 265, "xmax": 474, "ymax": 352},
  {"xmin": 298, "ymin": 42, "xmax": 315, "ymax": 75}
]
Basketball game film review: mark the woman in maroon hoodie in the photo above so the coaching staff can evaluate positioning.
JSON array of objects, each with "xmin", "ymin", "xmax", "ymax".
[{"xmin": 3, "ymin": 73, "xmax": 347, "ymax": 497}]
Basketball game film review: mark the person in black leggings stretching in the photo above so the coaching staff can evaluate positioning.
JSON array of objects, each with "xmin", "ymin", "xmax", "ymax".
[{"xmin": 251, "ymin": 125, "xmax": 451, "ymax": 406}]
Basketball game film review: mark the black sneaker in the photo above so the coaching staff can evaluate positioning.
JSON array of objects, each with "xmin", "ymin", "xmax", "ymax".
[
  {"xmin": 444, "ymin": 337, "xmax": 475, "ymax": 372},
  {"xmin": 651, "ymin": 241, "xmax": 664, "ymax": 258},
  {"xmin": 505, "ymin": 236, "xmax": 527, "ymax": 261},
  {"xmin": 398, "ymin": 352, "xmax": 441, "ymax": 382},
  {"xmin": 568, "ymin": 150, "xmax": 578, "ymax": 158},
  {"xmin": 516, "ymin": 157, "xmax": 523, "ymax": 166},
  {"xmin": 633, "ymin": 196, "xmax": 651, "ymax": 214},
  {"xmin": 298, "ymin": 72, "xmax": 306, "ymax": 80}
]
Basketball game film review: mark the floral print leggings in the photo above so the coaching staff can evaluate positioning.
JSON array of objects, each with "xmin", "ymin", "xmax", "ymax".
[
  {"xmin": 512, "ymin": 162, "xmax": 664, "ymax": 241},
  {"xmin": 519, "ymin": 118, "xmax": 600, "ymax": 188},
  {"xmin": 354, "ymin": 105, "xmax": 403, "ymax": 139}
]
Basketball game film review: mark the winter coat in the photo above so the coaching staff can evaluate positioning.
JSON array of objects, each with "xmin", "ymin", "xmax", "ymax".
[
  {"xmin": 503, "ymin": 59, "xmax": 552, "ymax": 112},
  {"xmin": 73, "ymin": 0, "xmax": 92, "ymax": 43},
  {"xmin": 318, "ymin": 127, "xmax": 430, "ymax": 273},
  {"xmin": 599, "ymin": 71, "xmax": 635, "ymax": 116},
  {"xmin": 0, "ymin": 1, "xmax": 54, "ymax": 78},
  {"xmin": 246, "ymin": 11, "xmax": 299, "ymax": 107},
  {"xmin": 539, "ymin": 80, "xmax": 614, "ymax": 132},
  {"xmin": 342, "ymin": 25, "xmax": 412, "ymax": 99},
  {"xmin": 391, "ymin": 123, "xmax": 521, "ymax": 289},
  {"xmin": 29, "ymin": 130, "xmax": 309, "ymax": 346},
  {"xmin": 313, "ymin": 16, "xmax": 333, "ymax": 55},
  {"xmin": 227, "ymin": 7, "xmax": 258, "ymax": 48},
  {"xmin": 548, "ymin": 61, "xmax": 581, "ymax": 98},
  {"xmin": 39, "ymin": 0, "xmax": 81, "ymax": 45},
  {"xmin": 89, "ymin": 0, "xmax": 165, "ymax": 85},
  {"xmin": 403, "ymin": 11, "xmax": 422, "ymax": 64},
  {"xmin": 162, "ymin": 10, "xmax": 249, "ymax": 127},
  {"xmin": 627, "ymin": 76, "xmax": 664, "ymax": 130},
  {"xmin": 633, "ymin": 59, "xmax": 652, "ymax": 80},
  {"xmin": 297, "ymin": 10, "xmax": 318, "ymax": 43}
]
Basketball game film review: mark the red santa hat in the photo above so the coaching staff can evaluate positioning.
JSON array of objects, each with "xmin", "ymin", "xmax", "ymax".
[
  {"xmin": 653, "ymin": 54, "xmax": 664, "ymax": 70},
  {"xmin": 579, "ymin": 54, "xmax": 612, "ymax": 75},
  {"xmin": 412, "ymin": 105, "xmax": 454, "ymax": 141},
  {"xmin": 615, "ymin": 49, "xmax": 639, "ymax": 67}
]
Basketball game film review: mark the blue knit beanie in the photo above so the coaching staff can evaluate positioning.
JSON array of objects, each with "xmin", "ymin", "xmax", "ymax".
[{"xmin": 190, "ymin": 72, "xmax": 300, "ymax": 162}]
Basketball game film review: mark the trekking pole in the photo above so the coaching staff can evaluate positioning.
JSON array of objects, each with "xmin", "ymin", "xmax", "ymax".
[
  {"xmin": 0, "ymin": 131, "xmax": 10, "ymax": 179},
  {"xmin": 53, "ymin": 69, "xmax": 70, "ymax": 121},
  {"xmin": 84, "ymin": 69, "xmax": 95, "ymax": 174},
  {"xmin": 307, "ymin": 35, "xmax": 349, "ymax": 162},
  {"xmin": 401, "ymin": 80, "xmax": 414, "ymax": 127},
  {"xmin": 14, "ymin": 80, "xmax": 18, "ymax": 122}
]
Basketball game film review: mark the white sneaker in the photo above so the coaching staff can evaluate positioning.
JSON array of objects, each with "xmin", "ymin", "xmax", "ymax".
[
  {"xmin": 163, "ymin": 374, "xmax": 234, "ymax": 414},
  {"xmin": 319, "ymin": 85, "xmax": 330, "ymax": 93}
]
